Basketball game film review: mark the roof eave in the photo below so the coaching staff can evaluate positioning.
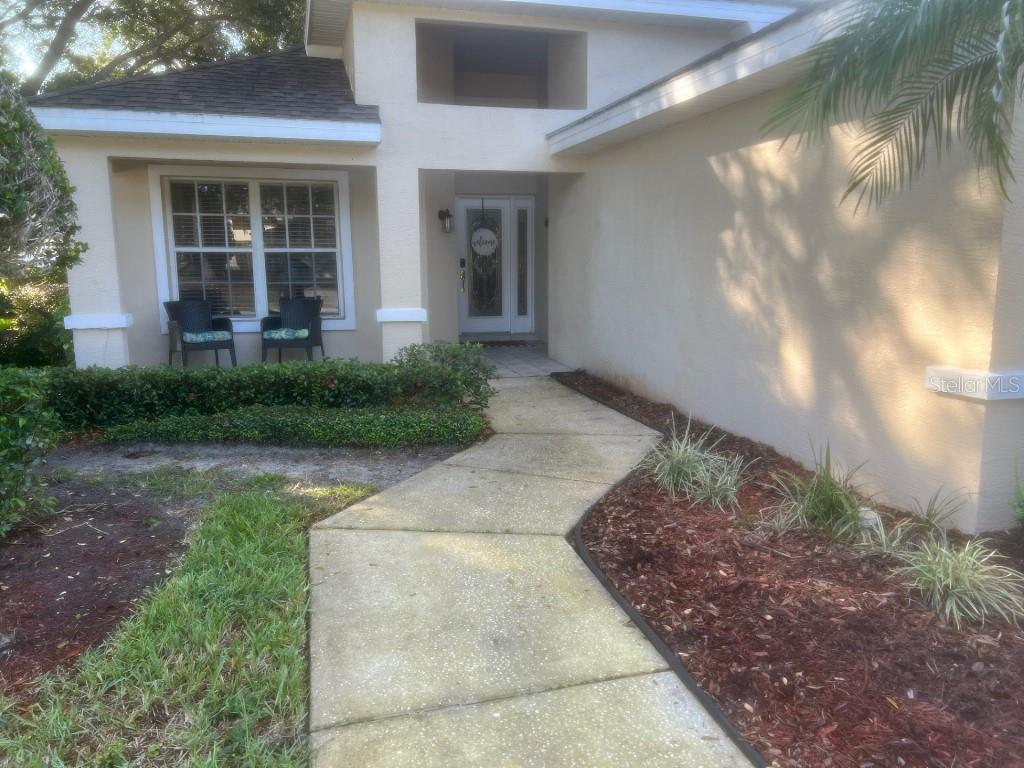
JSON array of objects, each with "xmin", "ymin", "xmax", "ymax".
[
  {"xmin": 32, "ymin": 106, "xmax": 382, "ymax": 145},
  {"xmin": 547, "ymin": 1, "xmax": 843, "ymax": 155}
]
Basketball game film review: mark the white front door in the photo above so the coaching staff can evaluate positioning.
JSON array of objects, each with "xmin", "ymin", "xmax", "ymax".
[{"xmin": 457, "ymin": 196, "xmax": 534, "ymax": 335}]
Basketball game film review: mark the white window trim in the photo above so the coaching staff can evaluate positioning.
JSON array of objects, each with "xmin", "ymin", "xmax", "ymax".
[{"xmin": 148, "ymin": 164, "xmax": 356, "ymax": 333}]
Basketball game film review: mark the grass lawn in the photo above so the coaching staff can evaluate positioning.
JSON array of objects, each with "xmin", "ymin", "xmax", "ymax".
[{"xmin": 0, "ymin": 473, "xmax": 368, "ymax": 767}]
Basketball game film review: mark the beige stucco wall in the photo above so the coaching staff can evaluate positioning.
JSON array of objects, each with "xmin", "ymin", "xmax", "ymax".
[
  {"xmin": 548, "ymin": 88, "xmax": 1012, "ymax": 533},
  {"xmin": 421, "ymin": 171, "xmax": 549, "ymax": 342},
  {"xmin": 57, "ymin": 135, "xmax": 383, "ymax": 365}
]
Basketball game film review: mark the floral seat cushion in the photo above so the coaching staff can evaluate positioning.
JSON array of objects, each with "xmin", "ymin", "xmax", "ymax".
[
  {"xmin": 182, "ymin": 330, "xmax": 233, "ymax": 343},
  {"xmin": 262, "ymin": 327, "xmax": 309, "ymax": 341}
]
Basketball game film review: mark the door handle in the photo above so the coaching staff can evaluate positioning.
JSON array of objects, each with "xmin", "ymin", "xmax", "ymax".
[{"xmin": 459, "ymin": 269, "xmax": 466, "ymax": 292}]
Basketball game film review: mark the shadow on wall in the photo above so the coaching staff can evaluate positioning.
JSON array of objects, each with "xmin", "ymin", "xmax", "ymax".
[{"xmin": 552, "ymin": 89, "xmax": 1005, "ymax": 530}]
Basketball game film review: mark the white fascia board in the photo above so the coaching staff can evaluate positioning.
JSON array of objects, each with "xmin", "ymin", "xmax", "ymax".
[
  {"xmin": 32, "ymin": 107, "xmax": 381, "ymax": 145},
  {"xmin": 305, "ymin": 43, "xmax": 344, "ymax": 59},
  {"xmin": 548, "ymin": 2, "xmax": 841, "ymax": 154},
  {"xmin": 496, "ymin": 0, "xmax": 797, "ymax": 28}
]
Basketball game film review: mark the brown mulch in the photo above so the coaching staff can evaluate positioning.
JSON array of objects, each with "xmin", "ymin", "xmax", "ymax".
[
  {"xmin": 0, "ymin": 481, "xmax": 189, "ymax": 691},
  {"xmin": 555, "ymin": 370, "xmax": 1024, "ymax": 768}
]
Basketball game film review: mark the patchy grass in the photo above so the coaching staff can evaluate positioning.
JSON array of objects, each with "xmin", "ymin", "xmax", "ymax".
[{"xmin": 0, "ymin": 474, "xmax": 369, "ymax": 766}]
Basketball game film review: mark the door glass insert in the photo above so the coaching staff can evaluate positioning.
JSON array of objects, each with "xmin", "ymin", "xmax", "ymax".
[
  {"xmin": 516, "ymin": 207, "xmax": 528, "ymax": 316},
  {"xmin": 467, "ymin": 206, "xmax": 503, "ymax": 317}
]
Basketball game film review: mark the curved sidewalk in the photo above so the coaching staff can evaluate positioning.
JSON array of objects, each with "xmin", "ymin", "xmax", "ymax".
[{"xmin": 309, "ymin": 376, "xmax": 753, "ymax": 767}]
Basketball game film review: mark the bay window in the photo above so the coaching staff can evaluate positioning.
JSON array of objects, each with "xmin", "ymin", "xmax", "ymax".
[{"xmin": 157, "ymin": 168, "xmax": 354, "ymax": 331}]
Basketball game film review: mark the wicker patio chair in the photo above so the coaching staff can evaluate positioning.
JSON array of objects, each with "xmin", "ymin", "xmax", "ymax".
[
  {"xmin": 164, "ymin": 299, "xmax": 237, "ymax": 367},
  {"xmin": 260, "ymin": 296, "xmax": 325, "ymax": 362}
]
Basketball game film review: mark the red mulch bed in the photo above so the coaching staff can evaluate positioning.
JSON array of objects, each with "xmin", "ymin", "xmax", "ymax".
[
  {"xmin": 0, "ymin": 481, "xmax": 188, "ymax": 691},
  {"xmin": 555, "ymin": 371, "xmax": 1024, "ymax": 768}
]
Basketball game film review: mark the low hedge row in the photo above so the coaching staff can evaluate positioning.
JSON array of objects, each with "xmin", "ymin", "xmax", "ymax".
[
  {"xmin": 0, "ymin": 370, "xmax": 58, "ymax": 537},
  {"xmin": 103, "ymin": 405, "xmax": 488, "ymax": 449},
  {"xmin": 29, "ymin": 341, "xmax": 496, "ymax": 430}
]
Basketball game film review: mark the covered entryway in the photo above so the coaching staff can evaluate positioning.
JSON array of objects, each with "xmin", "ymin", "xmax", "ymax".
[{"xmin": 456, "ymin": 196, "xmax": 535, "ymax": 335}]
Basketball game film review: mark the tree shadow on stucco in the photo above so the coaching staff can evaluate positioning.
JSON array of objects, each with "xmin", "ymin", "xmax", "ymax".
[{"xmin": 666, "ymin": 98, "xmax": 999, "ymax": 522}]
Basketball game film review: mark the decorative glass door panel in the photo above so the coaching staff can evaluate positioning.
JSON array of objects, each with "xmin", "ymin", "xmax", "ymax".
[
  {"xmin": 467, "ymin": 206, "xmax": 503, "ymax": 318},
  {"xmin": 457, "ymin": 197, "xmax": 534, "ymax": 335}
]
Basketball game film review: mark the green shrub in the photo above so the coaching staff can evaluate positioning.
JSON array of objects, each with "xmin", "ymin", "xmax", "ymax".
[
  {"xmin": 769, "ymin": 445, "xmax": 863, "ymax": 540},
  {"xmin": 0, "ymin": 368, "xmax": 59, "ymax": 537},
  {"xmin": 645, "ymin": 419, "xmax": 749, "ymax": 511},
  {"xmin": 103, "ymin": 405, "xmax": 487, "ymax": 448},
  {"xmin": 39, "ymin": 341, "xmax": 495, "ymax": 431},
  {"xmin": 393, "ymin": 340, "xmax": 496, "ymax": 407},
  {"xmin": 895, "ymin": 534, "xmax": 1024, "ymax": 628},
  {"xmin": 0, "ymin": 279, "xmax": 73, "ymax": 367}
]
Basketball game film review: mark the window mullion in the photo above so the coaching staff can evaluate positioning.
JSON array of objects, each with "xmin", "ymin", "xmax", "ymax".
[{"xmin": 251, "ymin": 182, "xmax": 269, "ymax": 319}]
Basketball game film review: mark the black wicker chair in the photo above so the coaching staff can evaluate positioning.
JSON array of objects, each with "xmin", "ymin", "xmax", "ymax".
[
  {"xmin": 164, "ymin": 300, "xmax": 237, "ymax": 368},
  {"xmin": 260, "ymin": 296, "xmax": 325, "ymax": 362}
]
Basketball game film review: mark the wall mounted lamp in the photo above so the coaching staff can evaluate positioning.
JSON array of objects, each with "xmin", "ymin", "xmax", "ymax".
[{"xmin": 438, "ymin": 208, "xmax": 453, "ymax": 234}]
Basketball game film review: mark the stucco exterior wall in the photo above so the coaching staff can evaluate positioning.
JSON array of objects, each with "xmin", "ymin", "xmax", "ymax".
[
  {"xmin": 58, "ymin": 135, "xmax": 383, "ymax": 365},
  {"xmin": 421, "ymin": 171, "xmax": 549, "ymax": 342},
  {"xmin": 548, "ymin": 88, "xmax": 1011, "ymax": 533}
]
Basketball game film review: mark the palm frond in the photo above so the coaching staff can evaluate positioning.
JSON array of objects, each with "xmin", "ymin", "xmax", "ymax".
[{"xmin": 765, "ymin": 0, "xmax": 1023, "ymax": 208}]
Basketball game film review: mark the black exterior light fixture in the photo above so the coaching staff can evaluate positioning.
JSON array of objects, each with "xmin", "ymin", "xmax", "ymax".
[{"xmin": 438, "ymin": 208, "xmax": 453, "ymax": 234}]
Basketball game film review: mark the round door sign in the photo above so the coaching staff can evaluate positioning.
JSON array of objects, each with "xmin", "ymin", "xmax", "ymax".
[{"xmin": 470, "ymin": 227, "xmax": 498, "ymax": 257}]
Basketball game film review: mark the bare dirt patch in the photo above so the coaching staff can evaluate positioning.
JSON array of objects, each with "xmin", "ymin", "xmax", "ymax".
[
  {"xmin": 0, "ymin": 480, "xmax": 189, "ymax": 691},
  {"xmin": 3, "ymin": 442, "xmax": 460, "ymax": 693},
  {"xmin": 49, "ymin": 441, "xmax": 458, "ymax": 488},
  {"xmin": 557, "ymin": 371, "xmax": 1024, "ymax": 768}
]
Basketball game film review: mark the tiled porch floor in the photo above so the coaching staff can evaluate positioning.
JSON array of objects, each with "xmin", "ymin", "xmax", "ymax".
[{"xmin": 482, "ymin": 343, "xmax": 573, "ymax": 378}]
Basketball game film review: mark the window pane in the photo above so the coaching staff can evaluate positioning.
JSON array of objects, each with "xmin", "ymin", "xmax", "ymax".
[
  {"xmin": 176, "ymin": 252, "xmax": 202, "ymax": 282},
  {"xmin": 196, "ymin": 182, "xmax": 224, "ymax": 214},
  {"xmin": 287, "ymin": 216, "xmax": 312, "ymax": 247},
  {"xmin": 200, "ymin": 215, "xmax": 226, "ymax": 247},
  {"xmin": 204, "ymin": 253, "xmax": 228, "ymax": 281},
  {"xmin": 179, "ymin": 283, "xmax": 205, "ymax": 303},
  {"xmin": 225, "ymin": 183, "xmax": 249, "ymax": 214},
  {"xmin": 289, "ymin": 253, "xmax": 314, "ymax": 283},
  {"xmin": 286, "ymin": 184, "xmax": 310, "ymax": 215},
  {"xmin": 267, "ymin": 284, "xmax": 289, "ymax": 312},
  {"xmin": 227, "ymin": 215, "xmax": 251, "ymax": 246},
  {"xmin": 311, "ymin": 185, "xmax": 334, "ymax": 214},
  {"xmin": 262, "ymin": 216, "xmax": 287, "ymax": 248},
  {"xmin": 265, "ymin": 253, "xmax": 289, "ymax": 283},
  {"xmin": 261, "ymin": 184, "xmax": 285, "ymax": 215},
  {"xmin": 204, "ymin": 283, "xmax": 230, "ymax": 315},
  {"xmin": 312, "ymin": 217, "xmax": 336, "ymax": 248},
  {"xmin": 315, "ymin": 253, "xmax": 340, "ymax": 315},
  {"xmin": 170, "ymin": 182, "xmax": 195, "ymax": 213},
  {"xmin": 172, "ymin": 214, "xmax": 197, "ymax": 247}
]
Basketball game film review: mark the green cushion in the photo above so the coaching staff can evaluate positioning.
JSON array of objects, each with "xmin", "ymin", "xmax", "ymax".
[
  {"xmin": 263, "ymin": 327, "xmax": 309, "ymax": 341},
  {"xmin": 182, "ymin": 330, "xmax": 232, "ymax": 343}
]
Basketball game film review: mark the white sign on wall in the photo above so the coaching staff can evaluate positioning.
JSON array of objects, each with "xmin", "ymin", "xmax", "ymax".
[{"xmin": 470, "ymin": 228, "xmax": 498, "ymax": 257}]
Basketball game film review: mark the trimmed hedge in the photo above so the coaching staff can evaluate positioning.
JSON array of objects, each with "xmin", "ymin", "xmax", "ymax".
[
  {"xmin": 103, "ymin": 405, "xmax": 488, "ymax": 449},
  {"xmin": 35, "ymin": 342, "xmax": 496, "ymax": 430},
  {"xmin": 0, "ymin": 368, "xmax": 58, "ymax": 537}
]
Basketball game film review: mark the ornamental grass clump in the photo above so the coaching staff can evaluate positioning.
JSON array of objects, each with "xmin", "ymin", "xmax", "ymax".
[
  {"xmin": 646, "ymin": 419, "xmax": 749, "ymax": 512},
  {"xmin": 894, "ymin": 535, "xmax": 1024, "ymax": 628},
  {"xmin": 769, "ymin": 445, "xmax": 863, "ymax": 541}
]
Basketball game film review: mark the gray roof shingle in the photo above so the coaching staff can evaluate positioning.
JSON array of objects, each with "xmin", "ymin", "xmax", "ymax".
[{"xmin": 30, "ymin": 47, "xmax": 379, "ymax": 122}]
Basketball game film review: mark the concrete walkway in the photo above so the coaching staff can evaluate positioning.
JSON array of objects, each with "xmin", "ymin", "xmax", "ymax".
[{"xmin": 308, "ymin": 377, "xmax": 753, "ymax": 767}]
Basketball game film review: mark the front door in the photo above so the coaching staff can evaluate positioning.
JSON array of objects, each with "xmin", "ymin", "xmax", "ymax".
[{"xmin": 457, "ymin": 196, "xmax": 534, "ymax": 335}]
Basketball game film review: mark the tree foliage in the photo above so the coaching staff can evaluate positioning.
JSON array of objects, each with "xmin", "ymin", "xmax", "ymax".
[
  {"xmin": 0, "ymin": 0, "xmax": 305, "ymax": 96},
  {"xmin": 0, "ymin": 72, "xmax": 84, "ymax": 280},
  {"xmin": 767, "ymin": 0, "xmax": 1024, "ymax": 209}
]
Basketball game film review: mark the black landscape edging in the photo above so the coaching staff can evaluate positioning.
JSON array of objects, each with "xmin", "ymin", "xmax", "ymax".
[{"xmin": 568, "ymin": 479, "xmax": 768, "ymax": 768}]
